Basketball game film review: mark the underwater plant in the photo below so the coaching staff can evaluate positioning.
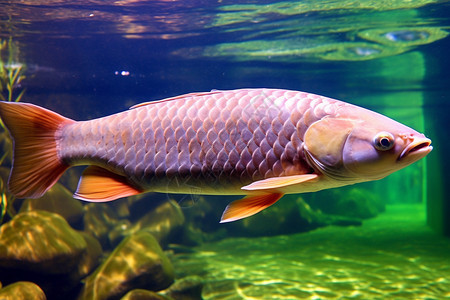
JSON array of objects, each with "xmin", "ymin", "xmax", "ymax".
[
  {"xmin": 0, "ymin": 37, "xmax": 26, "ymax": 224},
  {"xmin": 0, "ymin": 38, "xmax": 26, "ymax": 103}
]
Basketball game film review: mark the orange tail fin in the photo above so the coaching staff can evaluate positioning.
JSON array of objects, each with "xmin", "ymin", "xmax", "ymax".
[{"xmin": 0, "ymin": 101, "xmax": 75, "ymax": 198}]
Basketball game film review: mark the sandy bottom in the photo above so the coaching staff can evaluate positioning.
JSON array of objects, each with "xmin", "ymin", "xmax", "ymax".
[{"xmin": 173, "ymin": 204, "xmax": 450, "ymax": 299}]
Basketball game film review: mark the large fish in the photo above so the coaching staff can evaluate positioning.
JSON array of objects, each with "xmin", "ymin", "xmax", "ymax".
[{"xmin": 0, "ymin": 89, "xmax": 432, "ymax": 222}]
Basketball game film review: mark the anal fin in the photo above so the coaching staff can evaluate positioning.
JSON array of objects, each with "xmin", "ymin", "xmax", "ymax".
[
  {"xmin": 74, "ymin": 166, "xmax": 142, "ymax": 202},
  {"xmin": 220, "ymin": 193, "xmax": 283, "ymax": 223}
]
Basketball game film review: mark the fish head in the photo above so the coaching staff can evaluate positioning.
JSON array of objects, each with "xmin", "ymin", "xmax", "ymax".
[{"xmin": 303, "ymin": 107, "xmax": 432, "ymax": 181}]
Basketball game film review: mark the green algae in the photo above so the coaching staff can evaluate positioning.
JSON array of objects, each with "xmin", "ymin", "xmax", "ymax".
[
  {"xmin": 199, "ymin": 39, "xmax": 410, "ymax": 62},
  {"xmin": 300, "ymin": 42, "xmax": 407, "ymax": 61},
  {"xmin": 173, "ymin": 0, "xmax": 448, "ymax": 63},
  {"xmin": 358, "ymin": 27, "xmax": 449, "ymax": 47},
  {"xmin": 212, "ymin": 0, "xmax": 437, "ymax": 27},
  {"xmin": 195, "ymin": 25, "xmax": 447, "ymax": 62}
]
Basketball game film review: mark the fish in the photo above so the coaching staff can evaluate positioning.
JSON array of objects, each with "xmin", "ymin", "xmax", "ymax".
[{"xmin": 0, "ymin": 89, "xmax": 432, "ymax": 222}]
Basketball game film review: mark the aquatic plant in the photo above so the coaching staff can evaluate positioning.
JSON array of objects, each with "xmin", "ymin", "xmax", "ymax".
[
  {"xmin": 0, "ymin": 38, "xmax": 26, "ymax": 103},
  {"xmin": 0, "ymin": 37, "xmax": 26, "ymax": 224},
  {"xmin": 0, "ymin": 181, "xmax": 6, "ymax": 224},
  {"xmin": 0, "ymin": 177, "xmax": 19, "ymax": 225}
]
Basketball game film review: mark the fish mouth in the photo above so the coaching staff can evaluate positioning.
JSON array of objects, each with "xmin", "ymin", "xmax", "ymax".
[{"xmin": 398, "ymin": 138, "xmax": 432, "ymax": 161}]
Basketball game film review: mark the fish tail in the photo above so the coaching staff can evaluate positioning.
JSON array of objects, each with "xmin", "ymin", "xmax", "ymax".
[{"xmin": 0, "ymin": 101, "xmax": 75, "ymax": 198}]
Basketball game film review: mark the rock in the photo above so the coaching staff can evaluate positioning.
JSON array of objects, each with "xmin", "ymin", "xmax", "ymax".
[
  {"xmin": 126, "ymin": 193, "xmax": 169, "ymax": 219},
  {"xmin": 110, "ymin": 198, "xmax": 185, "ymax": 248},
  {"xmin": 121, "ymin": 289, "xmax": 170, "ymax": 300},
  {"xmin": 307, "ymin": 187, "xmax": 385, "ymax": 219},
  {"xmin": 130, "ymin": 199, "xmax": 184, "ymax": 245},
  {"xmin": 111, "ymin": 197, "xmax": 131, "ymax": 219},
  {"xmin": 0, "ymin": 210, "xmax": 87, "ymax": 274},
  {"xmin": 174, "ymin": 222, "xmax": 228, "ymax": 247},
  {"xmin": 70, "ymin": 232, "xmax": 103, "ymax": 280},
  {"xmin": 0, "ymin": 212, "xmax": 101, "ymax": 299},
  {"xmin": 0, "ymin": 281, "xmax": 46, "ymax": 300},
  {"xmin": 224, "ymin": 196, "xmax": 327, "ymax": 237},
  {"xmin": 79, "ymin": 231, "xmax": 174, "ymax": 300},
  {"xmin": 0, "ymin": 230, "xmax": 100, "ymax": 299},
  {"xmin": 83, "ymin": 203, "xmax": 120, "ymax": 248},
  {"xmin": 108, "ymin": 219, "xmax": 133, "ymax": 247},
  {"xmin": 85, "ymin": 196, "xmax": 184, "ymax": 249},
  {"xmin": 162, "ymin": 276, "xmax": 203, "ymax": 300},
  {"xmin": 180, "ymin": 195, "xmax": 235, "ymax": 243},
  {"xmin": 136, "ymin": 199, "xmax": 184, "ymax": 234},
  {"xmin": 182, "ymin": 195, "xmax": 228, "ymax": 233},
  {"xmin": 19, "ymin": 183, "xmax": 84, "ymax": 226}
]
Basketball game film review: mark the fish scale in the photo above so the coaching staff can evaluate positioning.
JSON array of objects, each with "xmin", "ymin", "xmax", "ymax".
[{"xmin": 58, "ymin": 89, "xmax": 326, "ymax": 194}]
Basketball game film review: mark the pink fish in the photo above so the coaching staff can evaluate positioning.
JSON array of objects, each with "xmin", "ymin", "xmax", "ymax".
[{"xmin": 0, "ymin": 89, "xmax": 432, "ymax": 222}]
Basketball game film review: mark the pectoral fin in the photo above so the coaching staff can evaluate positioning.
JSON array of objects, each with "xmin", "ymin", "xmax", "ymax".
[
  {"xmin": 220, "ymin": 193, "xmax": 283, "ymax": 223},
  {"xmin": 74, "ymin": 166, "xmax": 142, "ymax": 202},
  {"xmin": 241, "ymin": 174, "xmax": 318, "ymax": 191}
]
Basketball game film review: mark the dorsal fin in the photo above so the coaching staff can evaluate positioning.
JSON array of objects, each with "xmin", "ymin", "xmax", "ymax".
[{"xmin": 130, "ymin": 90, "xmax": 222, "ymax": 109}]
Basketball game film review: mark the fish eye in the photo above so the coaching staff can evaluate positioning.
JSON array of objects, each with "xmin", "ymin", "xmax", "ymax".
[{"xmin": 373, "ymin": 132, "xmax": 395, "ymax": 151}]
